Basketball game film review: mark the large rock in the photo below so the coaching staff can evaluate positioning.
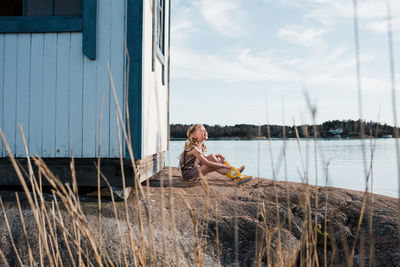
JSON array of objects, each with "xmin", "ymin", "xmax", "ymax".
[{"xmin": 0, "ymin": 167, "xmax": 399, "ymax": 266}]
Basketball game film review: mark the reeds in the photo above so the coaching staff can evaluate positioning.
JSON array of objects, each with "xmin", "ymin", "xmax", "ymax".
[
  {"xmin": 0, "ymin": 84, "xmax": 397, "ymax": 267},
  {"xmin": 0, "ymin": 1, "xmax": 399, "ymax": 266},
  {"xmin": 385, "ymin": 0, "xmax": 400, "ymax": 240}
]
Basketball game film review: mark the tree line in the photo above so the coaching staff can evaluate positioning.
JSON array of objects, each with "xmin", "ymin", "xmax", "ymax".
[{"xmin": 170, "ymin": 120, "xmax": 398, "ymax": 139}]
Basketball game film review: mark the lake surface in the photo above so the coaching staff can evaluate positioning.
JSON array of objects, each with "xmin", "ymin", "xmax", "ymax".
[{"xmin": 166, "ymin": 139, "xmax": 399, "ymax": 198}]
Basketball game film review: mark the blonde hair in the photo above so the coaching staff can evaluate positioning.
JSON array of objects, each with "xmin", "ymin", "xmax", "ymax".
[{"xmin": 184, "ymin": 124, "xmax": 207, "ymax": 152}]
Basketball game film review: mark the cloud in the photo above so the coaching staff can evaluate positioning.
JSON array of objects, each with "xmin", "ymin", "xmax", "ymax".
[
  {"xmin": 171, "ymin": 5, "xmax": 199, "ymax": 43},
  {"xmin": 171, "ymin": 46, "xmax": 296, "ymax": 83},
  {"xmin": 171, "ymin": 0, "xmax": 394, "ymax": 93},
  {"xmin": 277, "ymin": 25, "xmax": 327, "ymax": 47},
  {"xmin": 170, "ymin": 0, "xmax": 400, "ymax": 125},
  {"xmin": 321, "ymin": 44, "xmax": 348, "ymax": 62},
  {"xmin": 367, "ymin": 17, "xmax": 400, "ymax": 33},
  {"xmin": 304, "ymin": 73, "xmax": 390, "ymax": 92},
  {"xmin": 266, "ymin": 0, "xmax": 400, "ymax": 32},
  {"xmin": 304, "ymin": 0, "xmax": 400, "ymax": 27},
  {"xmin": 198, "ymin": 0, "xmax": 247, "ymax": 38},
  {"xmin": 171, "ymin": 42, "xmax": 389, "ymax": 94}
]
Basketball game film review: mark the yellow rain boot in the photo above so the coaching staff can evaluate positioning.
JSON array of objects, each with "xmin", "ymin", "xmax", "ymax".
[
  {"xmin": 225, "ymin": 166, "xmax": 253, "ymax": 185},
  {"xmin": 223, "ymin": 160, "xmax": 245, "ymax": 173},
  {"xmin": 235, "ymin": 174, "xmax": 253, "ymax": 185},
  {"xmin": 225, "ymin": 166, "xmax": 242, "ymax": 180}
]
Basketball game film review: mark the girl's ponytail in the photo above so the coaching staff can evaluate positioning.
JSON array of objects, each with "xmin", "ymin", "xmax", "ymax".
[
  {"xmin": 183, "ymin": 124, "xmax": 207, "ymax": 152},
  {"xmin": 183, "ymin": 139, "xmax": 192, "ymax": 151}
]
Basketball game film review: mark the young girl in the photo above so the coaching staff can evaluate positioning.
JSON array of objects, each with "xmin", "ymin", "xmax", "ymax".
[{"xmin": 178, "ymin": 124, "xmax": 253, "ymax": 184}]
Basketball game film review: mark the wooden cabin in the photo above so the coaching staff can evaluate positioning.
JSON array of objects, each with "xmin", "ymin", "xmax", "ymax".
[{"xmin": 0, "ymin": 0, "xmax": 170, "ymax": 189}]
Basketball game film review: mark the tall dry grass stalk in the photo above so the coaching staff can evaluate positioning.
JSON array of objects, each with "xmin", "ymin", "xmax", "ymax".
[
  {"xmin": 107, "ymin": 62, "xmax": 147, "ymax": 264},
  {"xmin": 0, "ymin": 85, "xmax": 395, "ymax": 267},
  {"xmin": 265, "ymin": 97, "xmax": 283, "ymax": 266},
  {"xmin": 0, "ymin": 73, "xmax": 392, "ymax": 267},
  {"xmin": 97, "ymin": 96, "xmax": 104, "ymax": 254},
  {"xmin": 215, "ymin": 202, "xmax": 221, "ymax": 267},
  {"xmin": 384, "ymin": 0, "xmax": 400, "ymax": 239},
  {"xmin": 0, "ymin": 196, "xmax": 23, "ymax": 266},
  {"xmin": 1, "ymin": 2, "xmax": 399, "ymax": 264}
]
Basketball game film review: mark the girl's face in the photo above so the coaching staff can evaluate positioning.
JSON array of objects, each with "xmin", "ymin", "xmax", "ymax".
[{"xmin": 194, "ymin": 125, "xmax": 208, "ymax": 142}]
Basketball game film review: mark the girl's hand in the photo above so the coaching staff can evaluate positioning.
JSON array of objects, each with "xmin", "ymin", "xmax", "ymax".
[
  {"xmin": 215, "ymin": 154, "xmax": 225, "ymax": 163},
  {"xmin": 221, "ymin": 164, "xmax": 230, "ymax": 170}
]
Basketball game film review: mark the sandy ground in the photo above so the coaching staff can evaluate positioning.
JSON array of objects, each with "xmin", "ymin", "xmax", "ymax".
[{"xmin": 0, "ymin": 167, "xmax": 399, "ymax": 266}]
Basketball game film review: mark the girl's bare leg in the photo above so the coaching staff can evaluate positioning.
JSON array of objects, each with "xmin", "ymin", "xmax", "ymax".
[
  {"xmin": 199, "ymin": 164, "xmax": 229, "ymax": 176},
  {"xmin": 206, "ymin": 154, "xmax": 223, "ymax": 164},
  {"xmin": 198, "ymin": 154, "xmax": 230, "ymax": 177}
]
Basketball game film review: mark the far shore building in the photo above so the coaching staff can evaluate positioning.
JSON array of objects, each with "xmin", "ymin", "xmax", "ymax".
[
  {"xmin": 0, "ymin": 0, "xmax": 170, "ymax": 193},
  {"xmin": 329, "ymin": 128, "xmax": 343, "ymax": 139}
]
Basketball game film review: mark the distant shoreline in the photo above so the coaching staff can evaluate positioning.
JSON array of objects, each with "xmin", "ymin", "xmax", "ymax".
[
  {"xmin": 170, "ymin": 136, "xmax": 396, "ymax": 141},
  {"xmin": 171, "ymin": 121, "xmax": 398, "ymax": 139}
]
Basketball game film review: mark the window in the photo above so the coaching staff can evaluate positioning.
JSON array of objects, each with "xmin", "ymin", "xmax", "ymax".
[
  {"xmin": 1, "ymin": 0, "xmax": 23, "ymax": 16},
  {"xmin": 155, "ymin": 0, "xmax": 165, "ymax": 62},
  {"xmin": 0, "ymin": 0, "xmax": 96, "ymax": 59},
  {"xmin": 53, "ymin": 0, "xmax": 81, "ymax": 16},
  {"xmin": 154, "ymin": 0, "xmax": 166, "ymax": 84},
  {"xmin": 0, "ymin": 0, "xmax": 81, "ymax": 17}
]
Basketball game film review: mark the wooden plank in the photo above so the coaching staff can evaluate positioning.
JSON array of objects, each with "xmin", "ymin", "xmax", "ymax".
[
  {"xmin": 69, "ymin": 33, "xmax": 84, "ymax": 157},
  {"xmin": 127, "ymin": 0, "xmax": 143, "ymax": 160},
  {"xmin": 82, "ymin": 0, "xmax": 97, "ymax": 59},
  {"xmin": 109, "ymin": 0, "xmax": 126, "ymax": 158},
  {"xmin": 82, "ymin": 49, "xmax": 97, "ymax": 157},
  {"xmin": 96, "ymin": 0, "xmax": 111, "ymax": 158},
  {"xmin": 0, "ymin": 34, "xmax": 4, "ymax": 157},
  {"xmin": 29, "ymin": 34, "xmax": 44, "ymax": 156},
  {"xmin": 0, "ymin": 158, "xmax": 136, "ymax": 187},
  {"xmin": 15, "ymin": 34, "xmax": 31, "ymax": 157},
  {"xmin": 136, "ymin": 151, "xmax": 165, "ymax": 182},
  {"xmin": 3, "ymin": 35, "xmax": 18, "ymax": 155},
  {"xmin": 167, "ymin": 0, "xmax": 171, "ymax": 152},
  {"xmin": 42, "ymin": 33, "xmax": 58, "ymax": 157},
  {"xmin": 55, "ymin": 33, "xmax": 71, "ymax": 157},
  {"xmin": 0, "ymin": 16, "xmax": 82, "ymax": 33}
]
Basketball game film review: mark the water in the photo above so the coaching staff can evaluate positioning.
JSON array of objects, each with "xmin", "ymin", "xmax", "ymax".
[{"xmin": 166, "ymin": 139, "xmax": 399, "ymax": 198}]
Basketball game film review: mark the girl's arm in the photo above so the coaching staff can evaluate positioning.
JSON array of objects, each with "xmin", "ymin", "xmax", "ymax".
[
  {"xmin": 215, "ymin": 154, "xmax": 225, "ymax": 162},
  {"xmin": 190, "ymin": 149, "xmax": 226, "ymax": 169}
]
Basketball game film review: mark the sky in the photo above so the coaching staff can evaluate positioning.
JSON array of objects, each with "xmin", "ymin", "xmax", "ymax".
[{"xmin": 169, "ymin": 0, "xmax": 400, "ymax": 126}]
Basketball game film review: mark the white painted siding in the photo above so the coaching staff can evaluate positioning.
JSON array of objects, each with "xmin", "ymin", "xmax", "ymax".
[
  {"xmin": 15, "ymin": 34, "xmax": 31, "ymax": 156},
  {"xmin": 141, "ymin": 0, "xmax": 169, "ymax": 158},
  {"xmin": 110, "ymin": 0, "xmax": 126, "ymax": 158},
  {"xmin": 0, "ymin": 0, "xmax": 126, "ymax": 158},
  {"xmin": 42, "ymin": 34, "xmax": 57, "ymax": 157},
  {"xmin": 3, "ymin": 35, "xmax": 17, "ymax": 156},
  {"xmin": 30, "ymin": 34, "xmax": 45, "ymax": 156}
]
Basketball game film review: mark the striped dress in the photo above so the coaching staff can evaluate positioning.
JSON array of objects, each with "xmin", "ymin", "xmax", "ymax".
[{"xmin": 178, "ymin": 145, "xmax": 205, "ymax": 181}]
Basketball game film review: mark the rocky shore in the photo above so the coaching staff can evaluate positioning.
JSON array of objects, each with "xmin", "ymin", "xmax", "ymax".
[{"xmin": 0, "ymin": 167, "xmax": 399, "ymax": 266}]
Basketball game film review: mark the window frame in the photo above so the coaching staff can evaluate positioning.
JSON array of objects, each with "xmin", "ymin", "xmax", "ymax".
[
  {"xmin": 0, "ymin": 0, "xmax": 97, "ymax": 60},
  {"xmin": 0, "ymin": 16, "xmax": 82, "ymax": 33},
  {"xmin": 155, "ymin": 0, "xmax": 165, "ymax": 65}
]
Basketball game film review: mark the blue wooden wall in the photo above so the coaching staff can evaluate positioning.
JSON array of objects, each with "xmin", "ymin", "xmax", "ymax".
[{"xmin": 0, "ymin": 0, "xmax": 126, "ymax": 158}]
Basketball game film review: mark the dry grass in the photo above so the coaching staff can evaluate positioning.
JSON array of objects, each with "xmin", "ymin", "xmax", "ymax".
[
  {"xmin": 0, "ymin": 91, "xmax": 397, "ymax": 267},
  {"xmin": 0, "ymin": 1, "xmax": 399, "ymax": 266}
]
